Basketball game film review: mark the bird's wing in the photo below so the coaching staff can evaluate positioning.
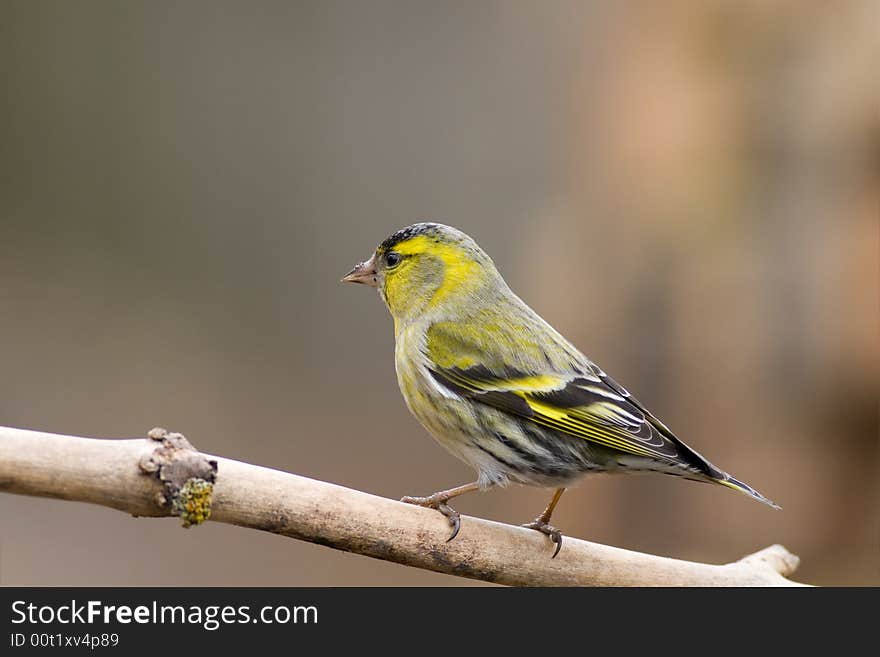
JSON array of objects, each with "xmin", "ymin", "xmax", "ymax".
[{"xmin": 425, "ymin": 320, "xmax": 712, "ymax": 469}]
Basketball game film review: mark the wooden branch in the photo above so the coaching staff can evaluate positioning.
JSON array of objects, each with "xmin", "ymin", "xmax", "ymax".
[{"xmin": 0, "ymin": 426, "xmax": 808, "ymax": 586}]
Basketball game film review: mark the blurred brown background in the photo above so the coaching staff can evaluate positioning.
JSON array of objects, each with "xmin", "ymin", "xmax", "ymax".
[{"xmin": 1, "ymin": 0, "xmax": 877, "ymax": 586}]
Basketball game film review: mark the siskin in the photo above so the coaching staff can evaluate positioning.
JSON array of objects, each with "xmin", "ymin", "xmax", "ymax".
[{"xmin": 343, "ymin": 223, "xmax": 779, "ymax": 557}]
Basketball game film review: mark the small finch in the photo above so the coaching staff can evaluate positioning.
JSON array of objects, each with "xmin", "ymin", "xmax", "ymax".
[{"xmin": 343, "ymin": 223, "xmax": 779, "ymax": 557}]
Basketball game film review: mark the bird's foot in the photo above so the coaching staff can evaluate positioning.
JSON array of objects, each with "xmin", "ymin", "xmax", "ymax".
[
  {"xmin": 522, "ymin": 518, "xmax": 564, "ymax": 558},
  {"xmin": 400, "ymin": 493, "xmax": 462, "ymax": 542}
]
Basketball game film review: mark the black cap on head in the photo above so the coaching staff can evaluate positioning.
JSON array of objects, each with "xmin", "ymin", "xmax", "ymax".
[{"xmin": 377, "ymin": 222, "xmax": 446, "ymax": 253}]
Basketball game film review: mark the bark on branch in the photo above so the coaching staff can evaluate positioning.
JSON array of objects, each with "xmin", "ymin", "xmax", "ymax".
[{"xmin": 0, "ymin": 426, "xmax": 808, "ymax": 586}]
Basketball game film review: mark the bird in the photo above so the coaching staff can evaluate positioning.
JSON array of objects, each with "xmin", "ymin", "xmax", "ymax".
[{"xmin": 342, "ymin": 223, "xmax": 779, "ymax": 557}]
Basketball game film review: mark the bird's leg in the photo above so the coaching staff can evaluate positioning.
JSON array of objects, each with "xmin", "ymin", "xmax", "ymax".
[
  {"xmin": 522, "ymin": 487, "xmax": 566, "ymax": 558},
  {"xmin": 401, "ymin": 481, "xmax": 481, "ymax": 542}
]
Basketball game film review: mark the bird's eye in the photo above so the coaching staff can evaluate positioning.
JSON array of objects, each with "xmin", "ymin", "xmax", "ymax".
[{"xmin": 384, "ymin": 252, "xmax": 402, "ymax": 268}]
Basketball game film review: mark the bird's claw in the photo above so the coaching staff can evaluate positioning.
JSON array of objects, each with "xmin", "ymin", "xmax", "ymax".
[
  {"xmin": 401, "ymin": 494, "xmax": 462, "ymax": 542},
  {"xmin": 437, "ymin": 503, "xmax": 461, "ymax": 542},
  {"xmin": 522, "ymin": 519, "xmax": 564, "ymax": 558}
]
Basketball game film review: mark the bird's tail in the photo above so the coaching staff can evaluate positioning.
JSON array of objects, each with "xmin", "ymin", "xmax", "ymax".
[{"xmin": 713, "ymin": 472, "xmax": 781, "ymax": 510}]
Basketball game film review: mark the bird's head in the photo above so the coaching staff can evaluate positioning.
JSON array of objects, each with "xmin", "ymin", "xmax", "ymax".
[{"xmin": 342, "ymin": 223, "xmax": 501, "ymax": 326}]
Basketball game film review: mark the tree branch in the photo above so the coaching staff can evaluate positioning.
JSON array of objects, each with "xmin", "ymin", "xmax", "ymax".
[{"xmin": 0, "ymin": 426, "xmax": 808, "ymax": 586}]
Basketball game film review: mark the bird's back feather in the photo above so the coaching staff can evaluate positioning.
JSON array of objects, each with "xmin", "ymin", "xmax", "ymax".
[{"xmin": 422, "ymin": 312, "xmax": 779, "ymax": 508}]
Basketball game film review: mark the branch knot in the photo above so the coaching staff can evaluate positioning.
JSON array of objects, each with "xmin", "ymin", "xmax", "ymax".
[{"xmin": 139, "ymin": 427, "xmax": 218, "ymax": 527}]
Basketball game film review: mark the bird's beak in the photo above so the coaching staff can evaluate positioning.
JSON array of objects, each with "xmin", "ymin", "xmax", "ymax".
[{"xmin": 341, "ymin": 253, "xmax": 379, "ymax": 287}]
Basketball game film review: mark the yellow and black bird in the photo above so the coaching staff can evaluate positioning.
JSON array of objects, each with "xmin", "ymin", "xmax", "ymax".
[{"xmin": 343, "ymin": 223, "xmax": 779, "ymax": 556}]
